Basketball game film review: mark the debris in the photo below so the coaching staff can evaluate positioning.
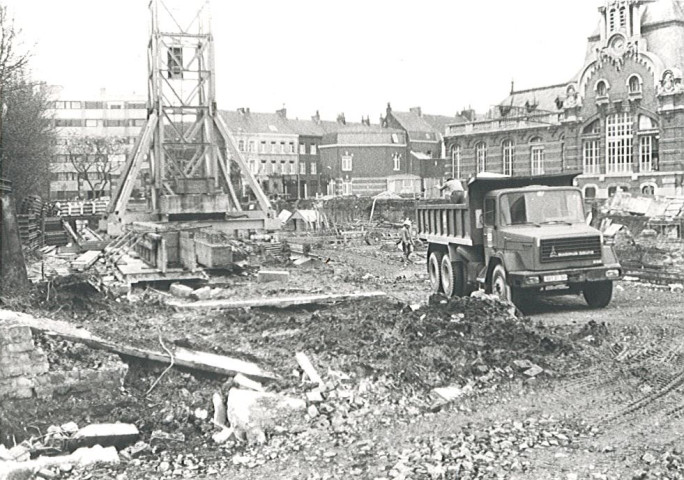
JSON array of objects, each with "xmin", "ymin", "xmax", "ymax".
[
  {"xmin": 36, "ymin": 469, "xmax": 58, "ymax": 479},
  {"xmin": 306, "ymin": 390, "xmax": 324, "ymax": 403},
  {"xmin": 120, "ymin": 441, "xmax": 150, "ymax": 460},
  {"xmin": 71, "ymin": 251, "xmax": 100, "ymax": 272},
  {"xmin": 432, "ymin": 384, "xmax": 472, "ymax": 403},
  {"xmin": 192, "ymin": 286, "xmax": 213, "ymax": 301},
  {"xmin": 212, "ymin": 391, "xmax": 227, "ymax": 427},
  {"xmin": 669, "ymin": 283, "xmax": 684, "ymax": 293},
  {"xmin": 72, "ymin": 423, "xmax": 139, "ymax": 449},
  {"xmin": 149, "ymin": 431, "xmax": 186, "ymax": 446},
  {"xmin": 293, "ymin": 256, "xmax": 312, "ymax": 266},
  {"xmin": 212, "ymin": 428, "xmax": 236, "ymax": 445},
  {"xmin": 226, "ymin": 388, "xmax": 307, "ymax": 441},
  {"xmin": 257, "ymin": 270, "xmax": 290, "ymax": 283},
  {"xmin": 169, "ymin": 283, "xmax": 194, "ymax": 298},
  {"xmin": 233, "ymin": 373, "xmax": 265, "ymax": 392},
  {"xmin": 307, "ymin": 405, "xmax": 319, "ymax": 418},
  {"xmin": 642, "ymin": 452, "xmax": 656, "ymax": 465},
  {"xmin": 296, "ymin": 352, "xmax": 324, "ymax": 387},
  {"xmin": 524, "ymin": 365, "xmax": 544, "ymax": 377},
  {"xmin": 165, "ymin": 291, "xmax": 387, "ymax": 310},
  {"xmin": 194, "ymin": 408, "xmax": 209, "ymax": 421},
  {"xmin": 0, "ymin": 446, "xmax": 119, "ymax": 480},
  {"xmin": 513, "ymin": 359, "xmax": 535, "ymax": 370}
]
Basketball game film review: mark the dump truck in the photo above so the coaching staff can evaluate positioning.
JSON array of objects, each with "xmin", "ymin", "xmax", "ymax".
[{"xmin": 416, "ymin": 173, "xmax": 622, "ymax": 309}]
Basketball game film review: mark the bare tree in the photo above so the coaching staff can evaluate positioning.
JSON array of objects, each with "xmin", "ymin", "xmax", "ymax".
[
  {"xmin": 0, "ymin": 5, "xmax": 30, "ymax": 170},
  {"xmin": 63, "ymin": 136, "xmax": 127, "ymax": 199}
]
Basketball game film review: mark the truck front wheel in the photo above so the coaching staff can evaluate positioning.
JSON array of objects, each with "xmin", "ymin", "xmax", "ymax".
[
  {"xmin": 441, "ymin": 256, "xmax": 465, "ymax": 298},
  {"xmin": 490, "ymin": 264, "xmax": 511, "ymax": 302},
  {"xmin": 428, "ymin": 251, "xmax": 444, "ymax": 294},
  {"xmin": 583, "ymin": 281, "xmax": 613, "ymax": 308}
]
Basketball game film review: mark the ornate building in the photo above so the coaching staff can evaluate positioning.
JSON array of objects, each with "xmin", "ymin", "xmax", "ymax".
[{"xmin": 444, "ymin": 0, "xmax": 684, "ymax": 200}]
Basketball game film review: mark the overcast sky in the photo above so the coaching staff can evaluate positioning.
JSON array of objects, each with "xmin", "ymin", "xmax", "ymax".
[{"xmin": 4, "ymin": 0, "xmax": 601, "ymax": 121}]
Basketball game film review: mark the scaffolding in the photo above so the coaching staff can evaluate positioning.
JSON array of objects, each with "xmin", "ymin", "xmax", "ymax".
[{"xmin": 108, "ymin": 0, "xmax": 275, "ymax": 231}]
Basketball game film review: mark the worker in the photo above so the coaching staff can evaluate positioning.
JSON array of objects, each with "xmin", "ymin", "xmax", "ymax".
[
  {"xmin": 438, "ymin": 178, "xmax": 466, "ymax": 203},
  {"xmin": 398, "ymin": 219, "xmax": 415, "ymax": 265}
]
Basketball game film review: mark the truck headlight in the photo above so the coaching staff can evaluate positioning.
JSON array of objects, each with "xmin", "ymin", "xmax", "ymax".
[
  {"xmin": 605, "ymin": 269, "xmax": 620, "ymax": 279},
  {"xmin": 525, "ymin": 276, "xmax": 540, "ymax": 285}
]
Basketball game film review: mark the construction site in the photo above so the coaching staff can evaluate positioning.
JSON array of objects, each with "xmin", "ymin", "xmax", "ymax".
[{"xmin": 2, "ymin": 1, "xmax": 684, "ymax": 480}]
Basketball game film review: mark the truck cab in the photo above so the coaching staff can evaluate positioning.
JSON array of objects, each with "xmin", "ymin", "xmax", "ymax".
[{"xmin": 417, "ymin": 173, "xmax": 622, "ymax": 309}]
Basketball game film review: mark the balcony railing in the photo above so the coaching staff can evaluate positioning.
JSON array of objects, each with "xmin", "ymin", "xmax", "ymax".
[{"xmin": 447, "ymin": 113, "xmax": 562, "ymax": 136}]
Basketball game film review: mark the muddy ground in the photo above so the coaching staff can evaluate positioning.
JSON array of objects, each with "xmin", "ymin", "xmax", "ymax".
[{"xmin": 2, "ymin": 243, "xmax": 684, "ymax": 479}]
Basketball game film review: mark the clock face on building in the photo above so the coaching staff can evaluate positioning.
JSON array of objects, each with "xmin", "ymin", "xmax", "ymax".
[{"xmin": 609, "ymin": 35, "xmax": 626, "ymax": 52}]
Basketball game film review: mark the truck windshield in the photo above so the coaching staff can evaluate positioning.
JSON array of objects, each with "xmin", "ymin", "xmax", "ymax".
[{"xmin": 500, "ymin": 190, "xmax": 585, "ymax": 226}]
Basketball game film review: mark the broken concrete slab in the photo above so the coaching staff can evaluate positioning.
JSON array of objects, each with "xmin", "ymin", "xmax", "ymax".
[
  {"xmin": 432, "ymin": 384, "xmax": 472, "ymax": 403},
  {"xmin": 0, "ymin": 445, "xmax": 119, "ymax": 480},
  {"xmin": 226, "ymin": 388, "xmax": 307, "ymax": 440},
  {"xmin": 257, "ymin": 270, "xmax": 290, "ymax": 283},
  {"xmin": 306, "ymin": 390, "xmax": 324, "ymax": 403},
  {"xmin": 296, "ymin": 352, "xmax": 324, "ymax": 387},
  {"xmin": 165, "ymin": 291, "xmax": 387, "ymax": 310},
  {"xmin": 212, "ymin": 392, "xmax": 227, "ymax": 427},
  {"xmin": 192, "ymin": 286, "xmax": 213, "ymax": 301},
  {"xmin": 149, "ymin": 430, "xmax": 185, "ymax": 446},
  {"xmin": 71, "ymin": 423, "xmax": 139, "ymax": 450},
  {"xmin": 170, "ymin": 283, "xmax": 195, "ymax": 298},
  {"xmin": 524, "ymin": 365, "xmax": 544, "ymax": 377}
]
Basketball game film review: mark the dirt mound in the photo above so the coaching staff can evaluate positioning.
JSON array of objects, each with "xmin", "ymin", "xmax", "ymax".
[{"xmin": 255, "ymin": 295, "xmax": 574, "ymax": 390}]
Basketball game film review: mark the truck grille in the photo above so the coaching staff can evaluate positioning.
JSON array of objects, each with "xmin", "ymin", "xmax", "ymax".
[{"xmin": 540, "ymin": 236, "xmax": 602, "ymax": 263}]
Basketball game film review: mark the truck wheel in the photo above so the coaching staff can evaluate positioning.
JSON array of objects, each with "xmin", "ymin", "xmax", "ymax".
[
  {"xmin": 428, "ymin": 251, "xmax": 444, "ymax": 294},
  {"xmin": 441, "ymin": 256, "xmax": 465, "ymax": 298},
  {"xmin": 583, "ymin": 281, "xmax": 613, "ymax": 308},
  {"xmin": 490, "ymin": 264, "xmax": 512, "ymax": 303}
]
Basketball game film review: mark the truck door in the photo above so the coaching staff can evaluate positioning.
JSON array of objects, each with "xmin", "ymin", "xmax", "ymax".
[{"xmin": 483, "ymin": 197, "xmax": 497, "ymax": 262}]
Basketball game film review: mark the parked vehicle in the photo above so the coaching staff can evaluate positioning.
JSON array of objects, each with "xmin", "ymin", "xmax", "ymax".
[{"xmin": 416, "ymin": 173, "xmax": 622, "ymax": 309}]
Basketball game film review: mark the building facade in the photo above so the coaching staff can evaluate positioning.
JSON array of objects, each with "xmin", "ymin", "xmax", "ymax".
[
  {"xmin": 287, "ymin": 112, "xmax": 332, "ymax": 198},
  {"xmin": 384, "ymin": 104, "xmax": 465, "ymax": 198},
  {"xmin": 445, "ymin": 0, "xmax": 684, "ymax": 200},
  {"xmin": 319, "ymin": 115, "xmax": 410, "ymax": 197},
  {"xmin": 48, "ymin": 87, "xmax": 147, "ymax": 201},
  {"xmin": 221, "ymin": 108, "xmax": 300, "ymax": 199}
]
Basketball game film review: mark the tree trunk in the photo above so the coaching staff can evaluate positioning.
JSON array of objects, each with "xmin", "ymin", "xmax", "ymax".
[{"xmin": 0, "ymin": 190, "xmax": 29, "ymax": 294}]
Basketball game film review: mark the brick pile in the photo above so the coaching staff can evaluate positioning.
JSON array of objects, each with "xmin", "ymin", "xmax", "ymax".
[{"xmin": 0, "ymin": 325, "xmax": 127, "ymax": 401}]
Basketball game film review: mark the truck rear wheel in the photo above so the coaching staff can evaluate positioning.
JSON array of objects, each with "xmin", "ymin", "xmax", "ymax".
[
  {"xmin": 583, "ymin": 281, "xmax": 613, "ymax": 308},
  {"xmin": 428, "ymin": 251, "xmax": 444, "ymax": 294},
  {"xmin": 441, "ymin": 256, "xmax": 465, "ymax": 297}
]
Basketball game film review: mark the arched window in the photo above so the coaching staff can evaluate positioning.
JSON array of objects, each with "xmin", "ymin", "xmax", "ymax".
[
  {"xmin": 628, "ymin": 75, "xmax": 641, "ymax": 94},
  {"xmin": 609, "ymin": 8, "xmax": 616, "ymax": 32},
  {"xmin": 583, "ymin": 119, "xmax": 601, "ymax": 135},
  {"xmin": 475, "ymin": 142, "xmax": 487, "ymax": 173},
  {"xmin": 584, "ymin": 186, "xmax": 597, "ymax": 199},
  {"xmin": 606, "ymin": 113, "xmax": 633, "ymax": 174},
  {"xmin": 451, "ymin": 145, "xmax": 461, "ymax": 179},
  {"xmin": 641, "ymin": 184, "xmax": 656, "ymax": 196},
  {"xmin": 530, "ymin": 137, "xmax": 544, "ymax": 175},
  {"xmin": 502, "ymin": 140, "xmax": 514, "ymax": 176},
  {"xmin": 619, "ymin": 6, "xmax": 627, "ymax": 28},
  {"xmin": 638, "ymin": 115, "xmax": 659, "ymax": 172},
  {"xmin": 596, "ymin": 80, "xmax": 608, "ymax": 97}
]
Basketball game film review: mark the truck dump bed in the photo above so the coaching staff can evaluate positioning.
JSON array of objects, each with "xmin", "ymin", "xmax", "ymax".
[{"xmin": 417, "ymin": 173, "xmax": 580, "ymax": 247}]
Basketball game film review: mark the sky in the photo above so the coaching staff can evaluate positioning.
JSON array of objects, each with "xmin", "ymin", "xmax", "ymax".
[{"xmin": 3, "ymin": 0, "xmax": 602, "ymax": 122}]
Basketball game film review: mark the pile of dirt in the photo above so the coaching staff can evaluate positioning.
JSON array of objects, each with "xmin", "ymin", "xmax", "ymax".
[{"xmin": 236, "ymin": 295, "xmax": 575, "ymax": 391}]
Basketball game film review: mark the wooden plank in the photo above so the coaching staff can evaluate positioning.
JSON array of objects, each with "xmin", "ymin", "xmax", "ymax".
[
  {"xmin": 166, "ymin": 291, "xmax": 387, "ymax": 310},
  {"xmin": 71, "ymin": 250, "xmax": 101, "ymax": 272},
  {"xmin": 0, "ymin": 310, "xmax": 277, "ymax": 382},
  {"xmin": 295, "ymin": 352, "xmax": 323, "ymax": 387}
]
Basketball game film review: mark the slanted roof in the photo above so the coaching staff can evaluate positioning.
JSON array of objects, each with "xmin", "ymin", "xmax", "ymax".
[
  {"xmin": 391, "ymin": 110, "xmax": 467, "ymax": 140},
  {"xmin": 287, "ymin": 209, "xmax": 328, "ymax": 226},
  {"xmin": 219, "ymin": 110, "xmax": 297, "ymax": 136},
  {"xmin": 422, "ymin": 113, "xmax": 468, "ymax": 136},
  {"xmin": 287, "ymin": 118, "xmax": 328, "ymax": 137},
  {"xmin": 641, "ymin": 0, "xmax": 684, "ymax": 27},
  {"xmin": 496, "ymin": 83, "xmax": 569, "ymax": 117}
]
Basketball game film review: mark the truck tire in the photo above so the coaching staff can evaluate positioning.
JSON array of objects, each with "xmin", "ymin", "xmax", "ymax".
[
  {"xmin": 583, "ymin": 281, "xmax": 613, "ymax": 308},
  {"xmin": 490, "ymin": 264, "xmax": 512, "ymax": 303},
  {"xmin": 441, "ymin": 256, "xmax": 465, "ymax": 298},
  {"xmin": 428, "ymin": 251, "xmax": 444, "ymax": 294}
]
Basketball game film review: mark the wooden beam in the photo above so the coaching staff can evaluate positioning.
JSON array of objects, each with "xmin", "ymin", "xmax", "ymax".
[
  {"xmin": 0, "ymin": 310, "xmax": 277, "ymax": 382},
  {"xmin": 166, "ymin": 291, "xmax": 387, "ymax": 310}
]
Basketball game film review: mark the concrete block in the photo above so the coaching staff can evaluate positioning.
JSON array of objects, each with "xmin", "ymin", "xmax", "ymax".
[
  {"xmin": 257, "ymin": 270, "xmax": 290, "ymax": 283},
  {"xmin": 72, "ymin": 423, "xmax": 139, "ymax": 449},
  {"xmin": 212, "ymin": 428, "xmax": 236, "ymax": 445},
  {"xmin": 226, "ymin": 388, "xmax": 307, "ymax": 438},
  {"xmin": 192, "ymin": 286, "xmax": 213, "ymax": 301},
  {"xmin": 169, "ymin": 283, "xmax": 194, "ymax": 298}
]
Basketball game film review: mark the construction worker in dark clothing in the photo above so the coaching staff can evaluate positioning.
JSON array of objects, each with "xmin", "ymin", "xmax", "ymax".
[{"xmin": 399, "ymin": 219, "xmax": 414, "ymax": 264}]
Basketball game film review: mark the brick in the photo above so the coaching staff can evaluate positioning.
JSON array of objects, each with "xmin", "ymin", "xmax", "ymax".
[{"xmin": 257, "ymin": 270, "xmax": 290, "ymax": 283}]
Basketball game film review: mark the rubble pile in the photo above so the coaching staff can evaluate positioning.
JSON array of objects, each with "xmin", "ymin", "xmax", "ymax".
[{"xmin": 273, "ymin": 295, "xmax": 572, "ymax": 392}]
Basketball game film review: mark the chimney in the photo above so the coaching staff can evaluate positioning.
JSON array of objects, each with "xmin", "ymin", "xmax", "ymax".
[
  {"xmin": 276, "ymin": 107, "xmax": 287, "ymax": 118},
  {"xmin": 386, "ymin": 102, "xmax": 392, "ymax": 116},
  {"xmin": 409, "ymin": 106, "xmax": 422, "ymax": 117},
  {"xmin": 336, "ymin": 113, "xmax": 346, "ymax": 125},
  {"xmin": 361, "ymin": 115, "xmax": 371, "ymax": 126},
  {"xmin": 238, "ymin": 107, "xmax": 250, "ymax": 115},
  {"xmin": 511, "ymin": 79, "xmax": 515, "ymax": 94},
  {"xmin": 311, "ymin": 110, "xmax": 321, "ymax": 124},
  {"xmin": 459, "ymin": 108, "xmax": 476, "ymax": 122}
]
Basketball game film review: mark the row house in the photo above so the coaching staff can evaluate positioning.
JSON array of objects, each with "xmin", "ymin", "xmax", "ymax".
[
  {"xmin": 384, "ymin": 104, "xmax": 466, "ymax": 198},
  {"xmin": 287, "ymin": 112, "xmax": 337, "ymax": 198},
  {"xmin": 445, "ymin": 0, "xmax": 684, "ymax": 200},
  {"xmin": 319, "ymin": 115, "xmax": 409, "ymax": 197},
  {"xmin": 220, "ymin": 108, "xmax": 299, "ymax": 199},
  {"xmin": 48, "ymin": 87, "xmax": 148, "ymax": 201}
]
